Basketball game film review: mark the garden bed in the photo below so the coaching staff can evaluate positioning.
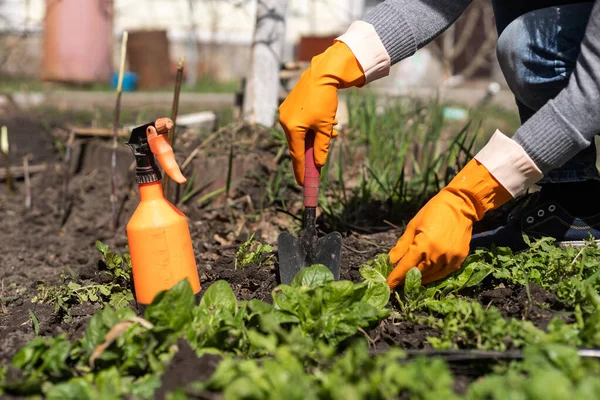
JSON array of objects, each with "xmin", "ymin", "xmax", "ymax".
[{"xmin": 2, "ymin": 100, "xmax": 600, "ymax": 399}]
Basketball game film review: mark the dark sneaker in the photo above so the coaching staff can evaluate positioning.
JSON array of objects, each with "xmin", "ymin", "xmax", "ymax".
[{"xmin": 470, "ymin": 190, "xmax": 600, "ymax": 252}]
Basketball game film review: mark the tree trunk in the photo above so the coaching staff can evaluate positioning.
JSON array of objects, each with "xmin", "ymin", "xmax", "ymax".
[
  {"xmin": 242, "ymin": 0, "xmax": 288, "ymax": 127},
  {"xmin": 185, "ymin": 0, "xmax": 198, "ymax": 87}
]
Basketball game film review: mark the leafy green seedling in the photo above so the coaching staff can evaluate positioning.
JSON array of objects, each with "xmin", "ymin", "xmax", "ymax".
[
  {"xmin": 95, "ymin": 241, "xmax": 132, "ymax": 283},
  {"xmin": 32, "ymin": 242, "xmax": 133, "ymax": 321},
  {"xmin": 235, "ymin": 232, "xmax": 274, "ymax": 270},
  {"xmin": 28, "ymin": 310, "xmax": 39, "ymax": 336}
]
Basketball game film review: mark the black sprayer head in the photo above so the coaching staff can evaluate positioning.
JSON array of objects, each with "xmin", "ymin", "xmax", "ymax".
[{"xmin": 127, "ymin": 122, "xmax": 162, "ymax": 184}]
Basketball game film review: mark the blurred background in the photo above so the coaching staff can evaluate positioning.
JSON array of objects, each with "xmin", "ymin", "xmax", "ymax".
[{"xmin": 0, "ymin": 0, "xmax": 512, "ymax": 104}]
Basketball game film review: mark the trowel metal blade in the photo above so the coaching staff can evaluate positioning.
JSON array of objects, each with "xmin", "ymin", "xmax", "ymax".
[
  {"xmin": 315, "ymin": 232, "xmax": 343, "ymax": 280},
  {"xmin": 277, "ymin": 231, "xmax": 306, "ymax": 285}
]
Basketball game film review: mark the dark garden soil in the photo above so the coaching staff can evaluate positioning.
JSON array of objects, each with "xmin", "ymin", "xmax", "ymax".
[
  {"xmin": 0, "ymin": 111, "xmax": 570, "ymax": 396},
  {"xmin": 155, "ymin": 339, "xmax": 222, "ymax": 400}
]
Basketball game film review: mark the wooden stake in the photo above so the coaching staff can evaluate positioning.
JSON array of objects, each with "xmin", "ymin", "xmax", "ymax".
[
  {"xmin": 0, "ymin": 163, "xmax": 46, "ymax": 180},
  {"xmin": 69, "ymin": 127, "xmax": 128, "ymax": 138},
  {"xmin": 23, "ymin": 156, "xmax": 31, "ymax": 209},
  {"xmin": 60, "ymin": 131, "xmax": 75, "ymax": 227},
  {"xmin": 1, "ymin": 126, "xmax": 12, "ymax": 194},
  {"xmin": 111, "ymin": 31, "xmax": 128, "ymax": 233},
  {"xmin": 163, "ymin": 57, "xmax": 185, "ymax": 202}
]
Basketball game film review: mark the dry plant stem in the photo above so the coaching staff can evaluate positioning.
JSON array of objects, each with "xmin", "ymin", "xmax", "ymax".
[
  {"xmin": 111, "ymin": 92, "xmax": 122, "ymax": 232},
  {"xmin": 341, "ymin": 243, "xmax": 373, "ymax": 255},
  {"xmin": 117, "ymin": 166, "xmax": 136, "ymax": 228},
  {"xmin": 181, "ymin": 122, "xmax": 244, "ymax": 170},
  {"xmin": 274, "ymin": 207, "xmax": 303, "ymax": 223},
  {"xmin": 163, "ymin": 57, "xmax": 185, "ymax": 201},
  {"xmin": 459, "ymin": 23, "xmax": 497, "ymax": 80},
  {"xmin": 59, "ymin": 131, "xmax": 75, "ymax": 227},
  {"xmin": 89, "ymin": 317, "xmax": 153, "ymax": 369},
  {"xmin": 357, "ymin": 327, "xmax": 377, "ymax": 348},
  {"xmin": 445, "ymin": 1, "xmax": 480, "ymax": 63},
  {"xmin": 111, "ymin": 31, "xmax": 128, "ymax": 233},
  {"xmin": 1, "ymin": 279, "xmax": 6, "ymax": 314},
  {"xmin": 23, "ymin": 156, "xmax": 31, "ymax": 209},
  {"xmin": 2, "ymin": 153, "xmax": 11, "ymax": 194},
  {"xmin": 382, "ymin": 219, "xmax": 402, "ymax": 230},
  {"xmin": 70, "ymin": 127, "xmax": 128, "ymax": 138},
  {"xmin": 0, "ymin": 163, "xmax": 46, "ymax": 180},
  {"xmin": 1, "ymin": 125, "xmax": 11, "ymax": 194},
  {"xmin": 433, "ymin": 0, "xmax": 496, "ymax": 84}
]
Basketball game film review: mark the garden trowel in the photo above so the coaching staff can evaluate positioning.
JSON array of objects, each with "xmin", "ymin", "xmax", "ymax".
[{"xmin": 277, "ymin": 132, "xmax": 342, "ymax": 284}]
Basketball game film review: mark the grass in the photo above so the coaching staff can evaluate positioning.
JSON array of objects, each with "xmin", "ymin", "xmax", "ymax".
[
  {"xmin": 179, "ymin": 74, "xmax": 240, "ymax": 94},
  {"xmin": 0, "ymin": 74, "xmax": 239, "ymax": 94},
  {"xmin": 34, "ymin": 105, "xmax": 178, "ymax": 131},
  {"xmin": 318, "ymin": 89, "xmax": 498, "ymax": 232},
  {"xmin": 33, "ymin": 103, "xmax": 234, "ymax": 132}
]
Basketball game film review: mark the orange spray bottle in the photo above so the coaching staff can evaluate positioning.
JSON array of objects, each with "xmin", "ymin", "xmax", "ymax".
[{"xmin": 126, "ymin": 118, "xmax": 201, "ymax": 305}]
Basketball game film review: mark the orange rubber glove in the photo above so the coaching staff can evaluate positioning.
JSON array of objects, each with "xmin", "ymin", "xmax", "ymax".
[
  {"xmin": 279, "ymin": 41, "xmax": 365, "ymax": 185},
  {"xmin": 387, "ymin": 159, "xmax": 513, "ymax": 290}
]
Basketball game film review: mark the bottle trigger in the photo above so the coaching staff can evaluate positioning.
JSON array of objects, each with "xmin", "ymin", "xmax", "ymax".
[{"xmin": 146, "ymin": 125, "xmax": 186, "ymax": 184}]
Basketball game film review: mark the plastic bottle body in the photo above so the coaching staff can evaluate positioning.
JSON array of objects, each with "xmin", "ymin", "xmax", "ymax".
[{"xmin": 126, "ymin": 182, "xmax": 200, "ymax": 304}]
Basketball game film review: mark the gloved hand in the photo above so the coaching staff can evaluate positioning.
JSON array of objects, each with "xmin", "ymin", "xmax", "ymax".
[
  {"xmin": 387, "ymin": 159, "xmax": 513, "ymax": 290},
  {"xmin": 279, "ymin": 41, "xmax": 365, "ymax": 185}
]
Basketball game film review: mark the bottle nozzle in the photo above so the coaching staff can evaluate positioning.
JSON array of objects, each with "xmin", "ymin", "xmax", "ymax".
[
  {"xmin": 155, "ymin": 118, "xmax": 174, "ymax": 134},
  {"xmin": 146, "ymin": 124, "xmax": 186, "ymax": 184}
]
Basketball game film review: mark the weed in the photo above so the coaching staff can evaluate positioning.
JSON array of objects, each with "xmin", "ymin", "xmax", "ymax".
[
  {"xmin": 234, "ymin": 232, "xmax": 274, "ymax": 270},
  {"xmin": 28, "ymin": 310, "xmax": 39, "ymax": 336},
  {"xmin": 225, "ymin": 142, "xmax": 234, "ymax": 199},
  {"xmin": 482, "ymin": 236, "xmax": 600, "ymax": 311},
  {"xmin": 197, "ymin": 187, "xmax": 226, "ymax": 206},
  {"xmin": 94, "ymin": 241, "xmax": 132, "ymax": 284},
  {"xmin": 32, "ymin": 242, "xmax": 133, "ymax": 321},
  {"xmin": 389, "ymin": 236, "xmax": 600, "ymax": 351},
  {"xmin": 178, "ymin": 172, "xmax": 203, "ymax": 205}
]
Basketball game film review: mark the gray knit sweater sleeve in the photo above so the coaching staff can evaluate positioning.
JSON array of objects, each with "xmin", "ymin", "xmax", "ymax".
[
  {"xmin": 362, "ymin": 0, "xmax": 600, "ymax": 174},
  {"xmin": 362, "ymin": 0, "xmax": 473, "ymax": 63},
  {"xmin": 512, "ymin": 1, "xmax": 600, "ymax": 172}
]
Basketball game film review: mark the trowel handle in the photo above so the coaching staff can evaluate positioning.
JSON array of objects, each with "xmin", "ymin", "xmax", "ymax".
[{"xmin": 304, "ymin": 131, "xmax": 320, "ymax": 208}]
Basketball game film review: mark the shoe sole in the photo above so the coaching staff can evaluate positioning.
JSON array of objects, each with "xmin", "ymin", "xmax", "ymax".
[{"xmin": 557, "ymin": 239, "xmax": 600, "ymax": 249}]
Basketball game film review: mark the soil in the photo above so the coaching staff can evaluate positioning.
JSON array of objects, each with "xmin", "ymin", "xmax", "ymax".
[
  {"xmin": 479, "ymin": 283, "xmax": 568, "ymax": 330},
  {"xmin": 155, "ymin": 339, "xmax": 222, "ymax": 400},
  {"xmin": 0, "ymin": 114, "xmax": 58, "ymax": 167},
  {"xmin": 368, "ymin": 320, "xmax": 439, "ymax": 350},
  {"xmin": 0, "ymin": 111, "xmax": 573, "ymax": 397}
]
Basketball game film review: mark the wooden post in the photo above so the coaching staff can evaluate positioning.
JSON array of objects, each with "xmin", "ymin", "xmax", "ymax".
[
  {"xmin": 1, "ymin": 126, "xmax": 12, "ymax": 194},
  {"xmin": 111, "ymin": 31, "xmax": 128, "ymax": 233},
  {"xmin": 23, "ymin": 156, "xmax": 31, "ymax": 209},
  {"xmin": 242, "ymin": 0, "xmax": 289, "ymax": 127},
  {"xmin": 163, "ymin": 58, "xmax": 185, "ymax": 202}
]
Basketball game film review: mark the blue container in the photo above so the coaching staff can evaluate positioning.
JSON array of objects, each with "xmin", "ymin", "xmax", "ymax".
[{"xmin": 111, "ymin": 72, "xmax": 138, "ymax": 92}]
